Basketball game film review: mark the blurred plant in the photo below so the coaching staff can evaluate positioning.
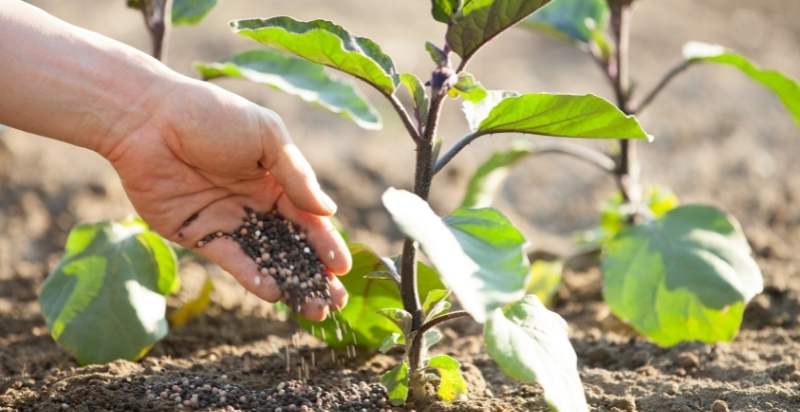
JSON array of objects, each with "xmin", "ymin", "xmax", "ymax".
[
  {"xmin": 193, "ymin": 1, "xmax": 656, "ymax": 409},
  {"xmin": 463, "ymin": 0, "xmax": 799, "ymax": 347}
]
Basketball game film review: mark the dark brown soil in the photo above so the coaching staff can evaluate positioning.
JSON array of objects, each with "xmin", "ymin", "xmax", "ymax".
[{"xmin": 2, "ymin": 0, "xmax": 800, "ymax": 411}]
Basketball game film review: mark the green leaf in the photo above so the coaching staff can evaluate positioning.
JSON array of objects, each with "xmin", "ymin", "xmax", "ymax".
[
  {"xmin": 39, "ymin": 218, "xmax": 179, "ymax": 365},
  {"xmin": 424, "ymin": 328, "xmax": 444, "ymax": 350},
  {"xmin": 448, "ymin": 72, "xmax": 488, "ymax": 103},
  {"xmin": 172, "ymin": 0, "xmax": 216, "ymax": 26},
  {"xmin": 428, "ymin": 354, "xmax": 468, "ymax": 402},
  {"xmin": 683, "ymin": 42, "xmax": 800, "ymax": 126},
  {"xmin": 231, "ymin": 17, "xmax": 399, "ymax": 95},
  {"xmin": 463, "ymin": 90, "xmax": 519, "ymax": 132},
  {"xmin": 382, "ymin": 188, "xmax": 530, "ymax": 323},
  {"xmin": 432, "ymin": 0, "xmax": 462, "ymax": 23},
  {"xmin": 378, "ymin": 308, "xmax": 413, "ymax": 334},
  {"xmin": 484, "ymin": 295, "xmax": 588, "ymax": 411},
  {"xmin": 426, "ymin": 298, "xmax": 453, "ymax": 322},
  {"xmin": 425, "ymin": 41, "xmax": 448, "ymax": 66},
  {"xmin": 600, "ymin": 184, "xmax": 679, "ymax": 240},
  {"xmin": 477, "ymin": 93, "xmax": 651, "ymax": 140},
  {"xmin": 523, "ymin": 0, "xmax": 608, "ymax": 43},
  {"xmin": 526, "ymin": 260, "xmax": 562, "ymax": 305},
  {"xmin": 297, "ymin": 244, "xmax": 444, "ymax": 348},
  {"xmin": 379, "ymin": 332, "xmax": 405, "ymax": 353},
  {"xmin": 602, "ymin": 204, "xmax": 764, "ymax": 346},
  {"xmin": 422, "ymin": 289, "xmax": 450, "ymax": 313},
  {"xmin": 196, "ymin": 49, "xmax": 381, "ymax": 130},
  {"xmin": 381, "ymin": 361, "xmax": 410, "ymax": 406},
  {"xmin": 460, "ymin": 141, "xmax": 534, "ymax": 208},
  {"xmin": 400, "ymin": 73, "xmax": 429, "ymax": 126},
  {"xmin": 447, "ymin": 0, "xmax": 551, "ymax": 62}
]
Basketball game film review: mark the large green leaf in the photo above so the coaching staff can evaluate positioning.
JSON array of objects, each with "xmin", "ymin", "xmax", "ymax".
[
  {"xmin": 447, "ymin": 0, "xmax": 551, "ymax": 62},
  {"xmin": 382, "ymin": 188, "xmax": 530, "ymax": 323},
  {"xmin": 298, "ymin": 244, "xmax": 444, "ymax": 348},
  {"xmin": 523, "ymin": 0, "xmax": 608, "ymax": 43},
  {"xmin": 196, "ymin": 50, "xmax": 381, "ymax": 130},
  {"xmin": 172, "ymin": 0, "xmax": 216, "ymax": 26},
  {"xmin": 39, "ymin": 217, "xmax": 179, "ymax": 365},
  {"xmin": 477, "ymin": 93, "xmax": 651, "ymax": 140},
  {"xmin": 431, "ymin": 0, "xmax": 463, "ymax": 23},
  {"xmin": 683, "ymin": 42, "xmax": 800, "ymax": 127},
  {"xmin": 602, "ymin": 204, "xmax": 764, "ymax": 346},
  {"xmin": 460, "ymin": 141, "xmax": 534, "ymax": 208},
  {"xmin": 231, "ymin": 17, "xmax": 398, "ymax": 95},
  {"xmin": 427, "ymin": 354, "xmax": 468, "ymax": 402},
  {"xmin": 484, "ymin": 295, "xmax": 587, "ymax": 411}
]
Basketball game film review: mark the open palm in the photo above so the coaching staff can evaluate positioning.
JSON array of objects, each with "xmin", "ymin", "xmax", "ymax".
[{"xmin": 105, "ymin": 81, "xmax": 350, "ymax": 321}]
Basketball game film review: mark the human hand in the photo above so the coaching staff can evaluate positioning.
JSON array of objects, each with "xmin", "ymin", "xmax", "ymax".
[{"xmin": 103, "ymin": 78, "xmax": 351, "ymax": 321}]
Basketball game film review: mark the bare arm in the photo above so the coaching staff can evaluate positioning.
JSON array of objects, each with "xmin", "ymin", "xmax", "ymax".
[{"xmin": 0, "ymin": 0, "xmax": 351, "ymax": 320}]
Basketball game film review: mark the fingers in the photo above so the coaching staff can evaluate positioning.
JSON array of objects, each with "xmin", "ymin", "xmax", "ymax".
[
  {"xmin": 176, "ymin": 193, "xmax": 350, "ymax": 320},
  {"xmin": 299, "ymin": 278, "xmax": 347, "ymax": 321},
  {"xmin": 195, "ymin": 238, "xmax": 282, "ymax": 303},
  {"xmin": 276, "ymin": 194, "xmax": 352, "ymax": 275},
  {"xmin": 259, "ymin": 112, "xmax": 337, "ymax": 216}
]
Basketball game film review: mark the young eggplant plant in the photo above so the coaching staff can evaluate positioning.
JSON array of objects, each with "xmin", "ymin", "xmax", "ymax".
[
  {"xmin": 38, "ymin": 0, "xmax": 220, "ymax": 366},
  {"xmin": 465, "ymin": 0, "xmax": 800, "ymax": 347},
  {"xmin": 197, "ymin": 1, "xmax": 651, "ymax": 409}
]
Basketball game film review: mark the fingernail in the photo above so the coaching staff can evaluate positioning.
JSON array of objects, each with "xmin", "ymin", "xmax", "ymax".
[{"xmin": 320, "ymin": 191, "xmax": 337, "ymax": 214}]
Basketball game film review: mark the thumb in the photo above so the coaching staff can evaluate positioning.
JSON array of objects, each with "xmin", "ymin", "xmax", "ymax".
[{"xmin": 259, "ymin": 111, "xmax": 337, "ymax": 216}]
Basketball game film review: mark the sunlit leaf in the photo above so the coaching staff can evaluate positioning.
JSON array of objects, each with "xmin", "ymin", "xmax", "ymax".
[
  {"xmin": 382, "ymin": 188, "xmax": 530, "ymax": 323},
  {"xmin": 428, "ymin": 354, "xmax": 468, "ymax": 402},
  {"xmin": 231, "ymin": 17, "xmax": 399, "ymax": 95},
  {"xmin": 484, "ymin": 295, "xmax": 588, "ymax": 411},
  {"xmin": 477, "ymin": 93, "xmax": 651, "ymax": 140},
  {"xmin": 683, "ymin": 42, "xmax": 800, "ymax": 126},
  {"xmin": 462, "ymin": 90, "xmax": 519, "ymax": 132},
  {"xmin": 39, "ymin": 218, "xmax": 178, "ymax": 365},
  {"xmin": 196, "ymin": 49, "xmax": 381, "ymax": 130},
  {"xmin": 447, "ymin": 0, "xmax": 551, "ymax": 63},
  {"xmin": 603, "ymin": 204, "xmax": 764, "ymax": 346}
]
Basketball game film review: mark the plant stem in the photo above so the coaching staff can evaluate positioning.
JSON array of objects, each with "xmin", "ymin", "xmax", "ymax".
[
  {"xmin": 137, "ymin": 0, "xmax": 170, "ymax": 61},
  {"xmin": 389, "ymin": 94, "xmax": 423, "ymax": 143},
  {"xmin": 401, "ymin": 76, "xmax": 447, "ymax": 375},
  {"xmin": 632, "ymin": 61, "xmax": 692, "ymax": 115},
  {"xmin": 609, "ymin": 1, "xmax": 640, "ymax": 208},
  {"xmin": 408, "ymin": 310, "xmax": 470, "ymax": 370}
]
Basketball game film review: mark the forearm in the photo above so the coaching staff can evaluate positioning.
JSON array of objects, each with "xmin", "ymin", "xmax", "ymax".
[{"xmin": 0, "ymin": 0, "xmax": 183, "ymax": 155}]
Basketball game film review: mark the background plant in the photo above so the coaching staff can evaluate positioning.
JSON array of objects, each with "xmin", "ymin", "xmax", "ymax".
[
  {"xmin": 192, "ymin": 1, "xmax": 655, "ymax": 409},
  {"xmin": 461, "ymin": 0, "xmax": 799, "ymax": 347}
]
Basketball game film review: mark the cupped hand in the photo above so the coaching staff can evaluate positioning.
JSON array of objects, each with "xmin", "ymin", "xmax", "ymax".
[{"xmin": 104, "ymin": 78, "xmax": 351, "ymax": 321}]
